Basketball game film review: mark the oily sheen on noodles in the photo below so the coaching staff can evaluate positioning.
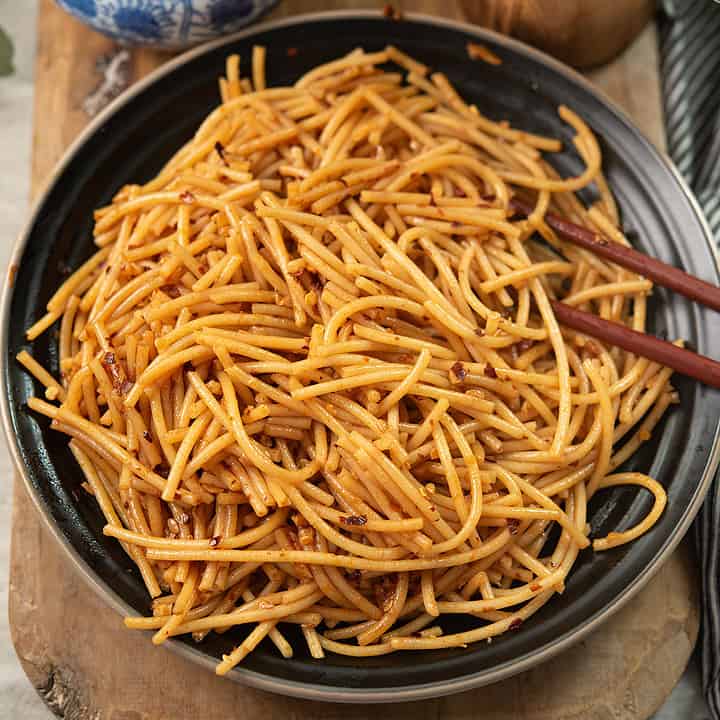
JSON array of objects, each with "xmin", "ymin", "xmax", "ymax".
[{"xmin": 20, "ymin": 45, "xmax": 671, "ymax": 674}]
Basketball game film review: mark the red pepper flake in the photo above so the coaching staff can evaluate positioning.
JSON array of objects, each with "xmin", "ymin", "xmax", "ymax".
[
  {"xmin": 484, "ymin": 365, "xmax": 497, "ymax": 379},
  {"xmin": 286, "ymin": 529, "xmax": 301, "ymax": 551},
  {"xmin": 374, "ymin": 577, "xmax": 397, "ymax": 611},
  {"xmin": 451, "ymin": 361, "xmax": 467, "ymax": 382},
  {"xmin": 101, "ymin": 351, "xmax": 131, "ymax": 395},
  {"xmin": 530, "ymin": 583, "xmax": 541, "ymax": 592},
  {"xmin": 585, "ymin": 339, "xmax": 603, "ymax": 358},
  {"xmin": 306, "ymin": 270, "xmax": 324, "ymax": 291},
  {"xmin": 8, "ymin": 263, "xmax": 17, "ymax": 288},
  {"xmin": 214, "ymin": 141, "xmax": 228, "ymax": 166},
  {"xmin": 209, "ymin": 535, "xmax": 222, "ymax": 548},
  {"xmin": 286, "ymin": 47, "xmax": 298, "ymax": 57},
  {"xmin": 340, "ymin": 514, "xmax": 368, "ymax": 526},
  {"xmin": 466, "ymin": 42, "xmax": 502, "ymax": 65},
  {"xmin": 180, "ymin": 190, "xmax": 196, "ymax": 204},
  {"xmin": 509, "ymin": 618, "xmax": 523, "ymax": 631}
]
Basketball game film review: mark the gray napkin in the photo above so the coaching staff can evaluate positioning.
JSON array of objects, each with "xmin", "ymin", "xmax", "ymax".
[{"xmin": 659, "ymin": 1, "xmax": 720, "ymax": 716}]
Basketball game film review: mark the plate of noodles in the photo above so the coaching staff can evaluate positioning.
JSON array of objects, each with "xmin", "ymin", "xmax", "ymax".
[{"xmin": 4, "ymin": 11, "xmax": 720, "ymax": 703}]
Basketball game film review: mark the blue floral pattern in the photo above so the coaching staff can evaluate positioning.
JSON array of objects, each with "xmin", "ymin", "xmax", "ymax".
[
  {"xmin": 68, "ymin": 0, "xmax": 98, "ymax": 17},
  {"xmin": 55, "ymin": 0, "xmax": 277, "ymax": 48},
  {"xmin": 110, "ymin": 2, "xmax": 171, "ymax": 40}
]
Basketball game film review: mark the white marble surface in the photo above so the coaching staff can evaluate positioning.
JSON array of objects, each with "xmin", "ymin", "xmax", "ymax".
[{"xmin": 0, "ymin": 4, "xmax": 709, "ymax": 719}]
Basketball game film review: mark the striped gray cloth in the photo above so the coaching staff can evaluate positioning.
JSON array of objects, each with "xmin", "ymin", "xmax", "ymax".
[{"xmin": 659, "ymin": 1, "xmax": 720, "ymax": 716}]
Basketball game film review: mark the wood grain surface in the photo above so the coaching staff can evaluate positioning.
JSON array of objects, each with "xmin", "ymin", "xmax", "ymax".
[{"xmin": 9, "ymin": 2, "xmax": 696, "ymax": 718}]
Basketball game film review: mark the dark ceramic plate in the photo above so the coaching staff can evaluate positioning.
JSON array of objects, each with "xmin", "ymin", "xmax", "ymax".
[{"xmin": 3, "ymin": 11, "xmax": 720, "ymax": 704}]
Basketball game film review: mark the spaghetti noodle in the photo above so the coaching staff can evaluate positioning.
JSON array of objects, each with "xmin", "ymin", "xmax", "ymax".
[{"xmin": 20, "ymin": 46, "xmax": 674, "ymax": 674}]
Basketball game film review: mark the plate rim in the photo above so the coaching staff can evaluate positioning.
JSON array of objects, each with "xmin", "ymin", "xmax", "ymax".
[{"xmin": 3, "ymin": 9, "xmax": 719, "ymax": 703}]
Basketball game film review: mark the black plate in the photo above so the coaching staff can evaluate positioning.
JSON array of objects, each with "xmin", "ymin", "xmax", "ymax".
[{"xmin": 3, "ymin": 11, "xmax": 720, "ymax": 703}]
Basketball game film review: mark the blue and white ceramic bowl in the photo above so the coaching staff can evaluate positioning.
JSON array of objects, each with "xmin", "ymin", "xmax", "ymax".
[{"xmin": 55, "ymin": 0, "xmax": 280, "ymax": 49}]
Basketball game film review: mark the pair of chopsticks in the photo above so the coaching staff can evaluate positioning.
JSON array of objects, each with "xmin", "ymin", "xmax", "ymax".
[{"xmin": 510, "ymin": 198, "xmax": 720, "ymax": 389}]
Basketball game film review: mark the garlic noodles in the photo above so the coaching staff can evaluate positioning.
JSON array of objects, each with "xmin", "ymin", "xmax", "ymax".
[{"xmin": 20, "ymin": 45, "xmax": 673, "ymax": 673}]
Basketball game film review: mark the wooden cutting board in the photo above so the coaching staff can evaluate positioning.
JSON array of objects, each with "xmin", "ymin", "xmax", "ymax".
[{"xmin": 9, "ymin": 2, "xmax": 699, "ymax": 718}]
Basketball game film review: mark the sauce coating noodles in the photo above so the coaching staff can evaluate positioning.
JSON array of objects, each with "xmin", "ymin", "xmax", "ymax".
[{"xmin": 21, "ymin": 46, "xmax": 672, "ymax": 672}]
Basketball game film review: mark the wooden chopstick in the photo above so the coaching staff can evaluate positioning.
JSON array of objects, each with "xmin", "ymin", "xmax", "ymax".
[
  {"xmin": 510, "ymin": 197, "xmax": 720, "ymax": 313},
  {"xmin": 551, "ymin": 300, "xmax": 720, "ymax": 389},
  {"xmin": 509, "ymin": 198, "xmax": 720, "ymax": 387}
]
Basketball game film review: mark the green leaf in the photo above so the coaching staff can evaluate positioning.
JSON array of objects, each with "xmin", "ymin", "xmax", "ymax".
[{"xmin": 0, "ymin": 26, "xmax": 15, "ymax": 77}]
